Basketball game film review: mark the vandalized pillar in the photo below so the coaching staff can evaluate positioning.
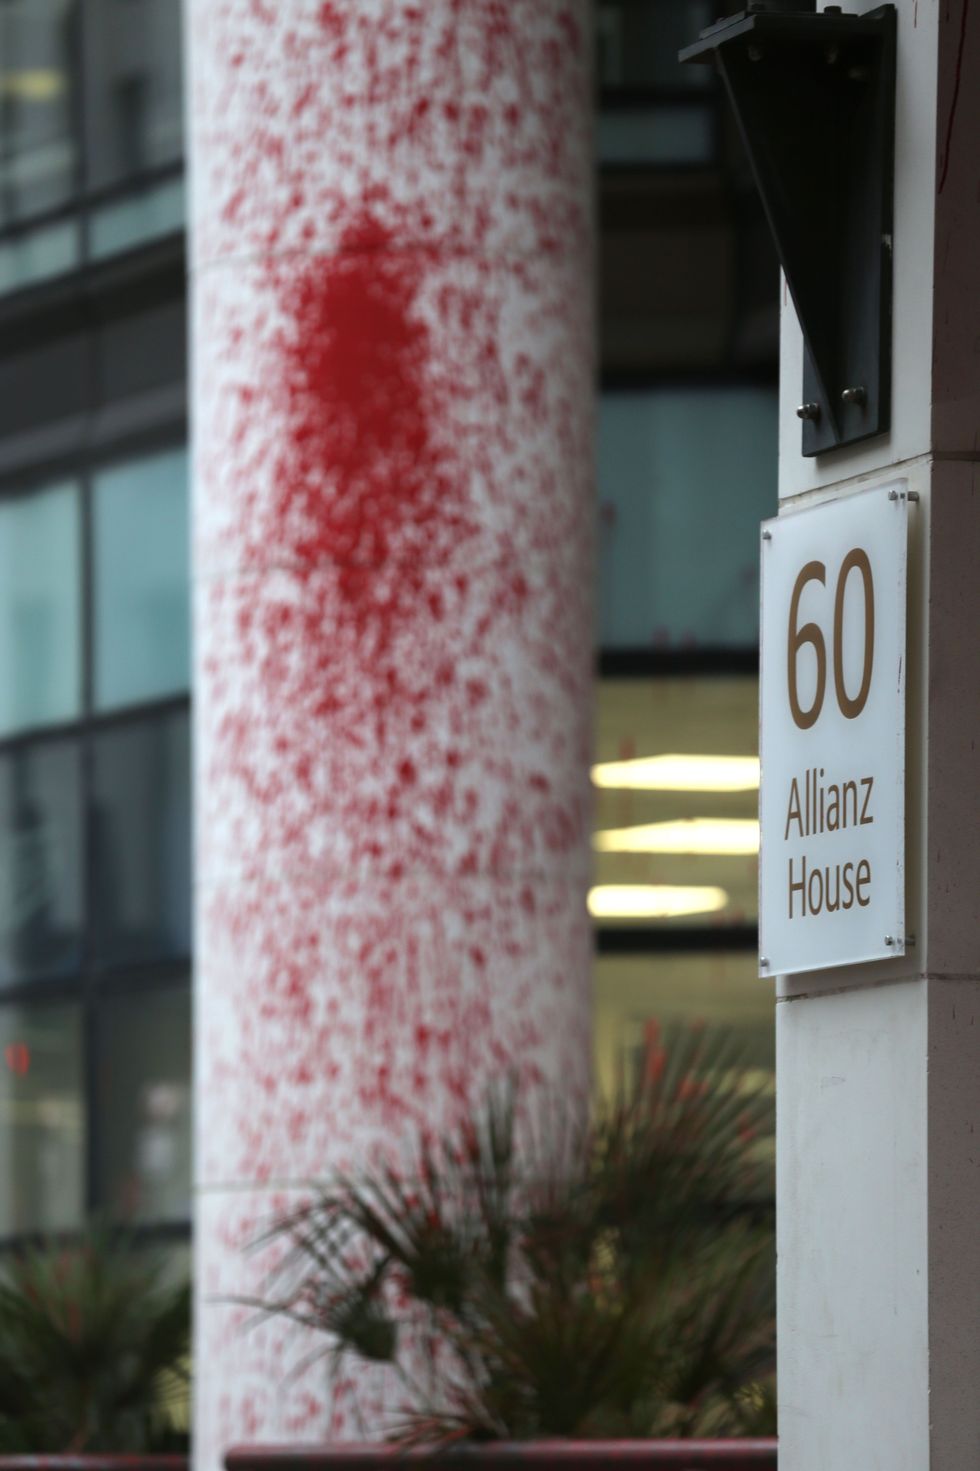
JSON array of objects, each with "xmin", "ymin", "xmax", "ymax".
[
  {"xmin": 772, "ymin": 2, "xmax": 980, "ymax": 1468},
  {"xmin": 186, "ymin": 2, "xmax": 594, "ymax": 1461}
]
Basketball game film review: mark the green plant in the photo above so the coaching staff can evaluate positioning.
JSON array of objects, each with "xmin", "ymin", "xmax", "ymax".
[
  {"xmin": 0, "ymin": 1229, "xmax": 191, "ymax": 1452},
  {"xmin": 251, "ymin": 1026, "xmax": 776, "ymax": 1446}
]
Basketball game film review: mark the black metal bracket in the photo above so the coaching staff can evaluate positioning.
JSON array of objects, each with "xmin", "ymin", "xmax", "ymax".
[{"xmin": 681, "ymin": 2, "xmax": 896, "ymax": 456}]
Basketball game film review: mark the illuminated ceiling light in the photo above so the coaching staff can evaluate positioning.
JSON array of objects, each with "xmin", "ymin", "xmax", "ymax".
[
  {"xmin": 0, "ymin": 71, "xmax": 66, "ymax": 102},
  {"xmin": 591, "ymin": 754, "xmax": 760, "ymax": 792},
  {"xmin": 587, "ymin": 884, "xmax": 729, "ymax": 919},
  {"xmin": 593, "ymin": 818, "xmax": 760, "ymax": 855}
]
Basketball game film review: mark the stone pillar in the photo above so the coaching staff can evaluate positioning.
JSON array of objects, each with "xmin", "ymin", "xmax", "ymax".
[
  {"xmin": 185, "ymin": 2, "xmax": 595, "ymax": 1462},
  {"xmin": 775, "ymin": 2, "xmax": 980, "ymax": 1468}
]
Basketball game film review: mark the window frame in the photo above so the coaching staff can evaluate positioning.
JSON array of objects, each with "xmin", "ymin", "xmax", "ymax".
[
  {"xmin": 0, "ymin": 421, "xmax": 190, "ymax": 1248},
  {"xmin": 0, "ymin": 0, "xmax": 185, "ymax": 291}
]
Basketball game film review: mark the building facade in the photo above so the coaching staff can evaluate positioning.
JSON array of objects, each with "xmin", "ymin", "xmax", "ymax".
[{"xmin": 0, "ymin": 0, "xmax": 778, "ymax": 1451}]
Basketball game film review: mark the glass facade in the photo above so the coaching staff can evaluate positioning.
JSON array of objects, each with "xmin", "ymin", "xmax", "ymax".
[
  {"xmin": 0, "ymin": 1, "xmax": 778, "ymax": 1254},
  {"xmin": 0, "ymin": 0, "xmax": 184, "ymax": 296},
  {"xmin": 598, "ymin": 388, "xmax": 778, "ymax": 649},
  {"xmin": 0, "ymin": 447, "xmax": 190, "ymax": 1239},
  {"xmin": 0, "ymin": 739, "xmax": 83, "ymax": 985},
  {"xmin": 0, "ymin": 0, "xmax": 77, "ymax": 226},
  {"xmin": 91, "ymin": 712, "xmax": 191, "ymax": 966},
  {"xmin": 97, "ymin": 985, "xmax": 191, "ymax": 1224},
  {"xmin": 93, "ymin": 447, "xmax": 190, "ymax": 710},
  {"xmin": 592, "ymin": 1, "xmax": 778, "ymax": 1201},
  {"xmin": 0, "ymin": 1000, "xmax": 84, "ymax": 1235},
  {"xmin": 0, "ymin": 483, "xmax": 81, "ymax": 736}
]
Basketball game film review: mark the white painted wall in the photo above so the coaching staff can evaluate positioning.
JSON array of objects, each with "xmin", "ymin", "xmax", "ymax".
[{"xmin": 775, "ymin": 2, "xmax": 980, "ymax": 1467}]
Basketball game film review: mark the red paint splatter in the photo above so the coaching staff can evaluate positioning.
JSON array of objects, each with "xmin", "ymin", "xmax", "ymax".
[{"xmin": 262, "ymin": 208, "xmax": 472, "ymax": 648}]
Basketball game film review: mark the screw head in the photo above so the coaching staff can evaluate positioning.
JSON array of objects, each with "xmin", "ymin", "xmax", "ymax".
[
  {"xmin": 796, "ymin": 402, "xmax": 821, "ymax": 422},
  {"xmin": 759, "ymin": 956, "xmax": 770, "ymax": 968},
  {"xmin": 841, "ymin": 385, "xmax": 867, "ymax": 406},
  {"xmin": 884, "ymin": 935, "xmax": 894, "ymax": 946}
]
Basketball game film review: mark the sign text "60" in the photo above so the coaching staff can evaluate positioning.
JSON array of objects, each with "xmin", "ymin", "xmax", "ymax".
[{"xmin": 788, "ymin": 549, "xmax": 874, "ymax": 730}]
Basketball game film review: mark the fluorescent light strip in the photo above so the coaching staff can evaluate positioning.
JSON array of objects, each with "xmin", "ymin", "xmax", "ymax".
[
  {"xmin": 594, "ymin": 818, "xmax": 760, "ymax": 856},
  {"xmin": 587, "ymin": 884, "xmax": 729, "ymax": 920},
  {"xmin": 0, "ymin": 71, "xmax": 66, "ymax": 102},
  {"xmin": 591, "ymin": 754, "xmax": 760, "ymax": 792}
]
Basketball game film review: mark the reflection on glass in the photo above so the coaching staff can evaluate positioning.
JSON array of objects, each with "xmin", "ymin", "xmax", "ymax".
[
  {"xmin": 0, "ymin": 1002, "xmax": 84, "ymax": 1235},
  {"xmin": 90, "ymin": 174, "xmax": 184, "ymax": 258},
  {"xmin": 91, "ymin": 711, "xmax": 190, "ymax": 966},
  {"xmin": 0, "ymin": 482, "xmax": 81, "ymax": 736},
  {"xmin": 93, "ymin": 446, "xmax": 189, "ymax": 710},
  {"xmin": 593, "ymin": 950, "xmax": 773, "ymax": 1179},
  {"xmin": 0, "ymin": 217, "xmax": 78, "ymax": 293},
  {"xmin": 0, "ymin": 739, "xmax": 82, "ymax": 983},
  {"xmin": 596, "ymin": 0, "xmax": 713, "ymax": 91},
  {"xmin": 83, "ymin": 0, "xmax": 182, "ymax": 188},
  {"xmin": 0, "ymin": 0, "xmax": 76, "ymax": 225},
  {"xmin": 597, "ymin": 106, "xmax": 713, "ymax": 167},
  {"xmin": 597, "ymin": 387, "xmax": 778, "ymax": 649},
  {"xmin": 593, "ymin": 678, "xmax": 759, "ymax": 927},
  {"xmin": 98, "ymin": 986, "xmax": 190, "ymax": 1224}
]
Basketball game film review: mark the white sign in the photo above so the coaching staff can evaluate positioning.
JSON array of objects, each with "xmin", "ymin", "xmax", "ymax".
[{"xmin": 759, "ymin": 483, "xmax": 908, "ymax": 976}]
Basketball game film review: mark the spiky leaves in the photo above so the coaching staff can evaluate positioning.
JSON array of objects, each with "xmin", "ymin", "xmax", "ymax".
[
  {"xmin": 0, "ymin": 1231, "xmax": 190, "ymax": 1452},
  {"xmin": 254, "ymin": 1029, "xmax": 775, "ymax": 1445}
]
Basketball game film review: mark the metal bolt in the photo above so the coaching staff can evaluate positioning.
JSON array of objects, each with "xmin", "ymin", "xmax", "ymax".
[
  {"xmin": 759, "ymin": 957, "xmax": 770, "ymax": 968},
  {"xmin": 796, "ymin": 402, "xmax": 821, "ymax": 421},
  {"xmin": 888, "ymin": 488, "xmax": 900, "ymax": 500},
  {"xmin": 841, "ymin": 385, "xmax": 866, "ymax": 406},
  {"xmin": 762, "ymin": 530, "xmax": 772, "ymax": 541},
  {"xmin": 884, "ymin": 935, "xmax": 894, "ymax": 946}
]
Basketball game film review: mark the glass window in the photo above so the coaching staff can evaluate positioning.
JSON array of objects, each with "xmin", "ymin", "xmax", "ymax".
[
  {"xmin": 596, "ymin": 0, "xmax": 713, "ymax": 91},
  {"xmin": 597, "ymin": 387, "xmax": 778, "ymax": 649},
  {"xmin": 98, "ymin": 985, "xmax": 190, "ymax": 1224},
  {"xmin": 0, "ymin": 482, "xmax": 81, "ymax": 736},
  {"xmin": 597, "ymin": 105, "xmax": 713, "ymax": 167},
  {"xmin": 93, "ymin": 447, "xmax": 189, "ymax": 710},
  {"xmin": 0, "ymin": 739, "xmax": 82, "ymax": 985},
  {"xmin": 0, "ymin": 1001, "xmax": 84, "ymax": 1235},
  {"xmin": 592, "ymin": 677, "xmax": 759, "ymax": 929},
  {"xmin": 89, "ymin": 173, "xmax": 184, "ymax": 258},
  {"xmin": 0, "ymin": 0, "xmax": 77, "ymax": 226},
  {"xmin": 83, "ymin": 0, "xmax": 183, "ymax": 189},
  {"xmin": 90, "ymin": 711, "xmax": 191, "ymax": 967},
  {"xmin": 0, "ymin": 217, "xmax": 79, "ymax": 291},
  {"xmin": 594, "ymin": 951, "xmax": 773, "ymax": 1180}
]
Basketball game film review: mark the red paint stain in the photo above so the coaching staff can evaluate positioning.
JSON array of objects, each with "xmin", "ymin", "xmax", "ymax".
[{"xmin": 260, "ymin": 207, "xmax": 472, "ymax": 653}]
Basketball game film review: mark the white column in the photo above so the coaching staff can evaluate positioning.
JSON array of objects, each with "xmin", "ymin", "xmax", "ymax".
[
  {"xmin": 776, "ymin": 3, "xmax": 980, "ymax": 1468},
  {"xmin": 184, "ymin": 3, "xmax": 595, "ymax": 1463}
]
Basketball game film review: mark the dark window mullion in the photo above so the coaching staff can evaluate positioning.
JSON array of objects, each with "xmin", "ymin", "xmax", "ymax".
[
  {"xmin": 69, "ymin": 0, "xmax": 93, "ymax": 261},
  {"xmin": 595, "ymin": 924, "xmax": 759, "ymax": 956},
  {"xmin": 80, "ymin": 465, "xmax": 99, "ymax": 1217}
]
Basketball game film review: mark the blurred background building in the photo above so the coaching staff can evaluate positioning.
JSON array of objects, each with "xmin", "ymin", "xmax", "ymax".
[{"xmin": 0, "ymin": 0, "xmax": 777, "ymax": 1268}]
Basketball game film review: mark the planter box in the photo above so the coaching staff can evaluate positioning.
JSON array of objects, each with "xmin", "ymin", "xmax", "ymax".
[
  {"xmin": 226, "ymin": 1442, "xmax": 777, "ymax": 1471},
  {"xmin": 0, "ymin": 1460, "xmax": 188, "ymax": 1471}
]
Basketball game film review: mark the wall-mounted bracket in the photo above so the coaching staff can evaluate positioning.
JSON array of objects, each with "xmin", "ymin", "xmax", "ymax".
[{"xmin": 681, "ymin": 2, "xmax": 896, "ymax": 457}]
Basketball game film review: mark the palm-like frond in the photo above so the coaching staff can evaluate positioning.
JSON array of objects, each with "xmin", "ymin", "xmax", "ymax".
[
  {"xmin": 0, "ymin": 1230, "xmax": 190, "ymax": 1452},
  {"xmin": 256, "ymin": 1026, "xmax": 775, "ymax": 1445}
]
